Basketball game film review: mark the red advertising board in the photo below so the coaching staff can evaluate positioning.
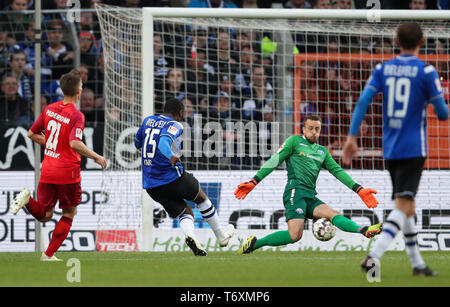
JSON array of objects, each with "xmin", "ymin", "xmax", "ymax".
[{"xmin": 95, "ymin": 230, "xmax": 139, "ymax": 251}]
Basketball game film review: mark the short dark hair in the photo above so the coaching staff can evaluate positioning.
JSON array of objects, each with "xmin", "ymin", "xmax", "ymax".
[
  {"xmin": 164, "ymin": 97, "xmax": 184, "ymax": 116},
  {"xmin": 59, "ymin": 69, "xmax": 81, "ymax": 97},
  {"xmin": 9, "ymin": 49, "xmax": 26, "ymax": 62},
  {"xmin": 396, "ymin": 22, "xmax": 423, "ymax": 50},
  {"xmin": 303, "ymin": 114, "xmax": 322, "ymax": 124}
]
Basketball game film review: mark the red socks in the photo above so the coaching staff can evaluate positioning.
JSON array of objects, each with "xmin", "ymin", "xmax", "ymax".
[
  {"xmin": 25, "ymin": 197, "xmax": 46, "ymax": 220},
  {"xmin": 45, "ymin": 216, "xmax": 73, "ymax": 257}
]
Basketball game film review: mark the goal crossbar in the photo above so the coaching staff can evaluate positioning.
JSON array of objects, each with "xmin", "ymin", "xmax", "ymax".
[{"xmin": 142, "ymin": 8, "xmax": 450, "ymax": 20}]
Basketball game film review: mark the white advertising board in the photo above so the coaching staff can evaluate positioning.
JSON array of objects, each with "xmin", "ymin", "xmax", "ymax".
[{"xmin": 1, "ymin": 170, "xmax": 449, "ymax": 252}]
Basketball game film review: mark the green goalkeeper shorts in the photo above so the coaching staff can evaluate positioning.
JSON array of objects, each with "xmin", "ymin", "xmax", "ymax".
[{"xmin": 282, "ymin": 188, "xmax": 325, "ymax": 221}]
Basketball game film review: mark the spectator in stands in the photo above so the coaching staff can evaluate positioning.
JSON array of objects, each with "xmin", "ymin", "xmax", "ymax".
[
  {"xmin": 241, "ymin": 65, "xmax": 272, "ymax": 122},
  {"xmin": 235, "ymin": 45, "xmax": 258, "ymax": 93},
  {"xmin": 155, "ymin": 67, "xmax": 187, "ymax": 113},
  {"xmin": 0, "ymin": 24, "xmax": 17, "ymax": 77},
  {"xmin": 210, "ymin": 91, "xmax": 242, "ymax": 167},
  {"xmin": 375, "ymin": 37, "xmax": 394, "ymax": 55},
  {"xmin": 80, "ymin": 63, "xmax": 96, "ymax": 93},
  {"xmin": 409, "ymin": 0, "xmax": 427, "ymax": 9},
  {"xmin": 186, "ymin": 26, "xmax": 210, "ymax": 54},
  {"xmin": 166, "ymin": 67, "xmax": 186, "ymax": 99},
  {"xmin": 44, "ymin": 77, "xmax": 63, "ymax": 103},
  {"xmin": 154, "ymin": 33, "xmax": 173, "ymax": 101},
  {"xmin": 218, "ymin": 73, "xmax": 241, "ymax": 112},
  {"xmin": 8, "ymin": 49, "xmax": 33, "ymax": 104},
  {"xmin": 78, "ymin": 28, "xmax": 100, "ymax": 68},
  {"xmin": 335, "ymin": 0, "xmax": 353, "ymax": 9},
  {"xmin": 186, "ymin": 49, "xmax": 216, "ymax": 105},
  {"xmin": 284, "ymin": 0, "xmax": 312, "ymax": 8},
  {"xmin": 43, "ymin": 19, "xmax": 75, "ymax": 80},
  {"xmin": 80, "ymin": 88, "xmax": 104, "ymax": 123},
  {"xmin": 79, "ymin": 11, "xmax": 96, "ymax": 30},
  {"xmin": 312, "ymin": 0, "xmax": 331, "ymax": 9},
  {"xmin": 92, "ymin": 50, "xmax": 105, "ymax": 99},
  {"xmin": 187, "ymin": 0, "xmax": 238, "ymax": 8},
  {"xmin": 250, "ymin": 65, "xmax": 274, "ymax": 122},
  {"xmin": 233, "ymin": 31, "xmax": 251, "ymax": 53},
  {"xmin": 0, "ymin": 74, "xmax": 30, "ymax": 125},
  {"xmin": 210, "ymin": 90, "xmax": 240, "ymax": 122},
  {"xmin": 181, "ymin": 96, "xmax": 195, "ymax": 122},
  {"xmin": 18, "ymin": 21, "xmax": 36, "ymax": 71},
  {"xmin": 209, "ymin": 30, "xmax": 238, "ymax": 80},
  {"xmin": 300, "ymin": 83, "xmax": 319, "ymax": 115},
  {"xmin": 44, "ymin": 0, "xmax": 72, "ymax": 24},
  {"xmin": 0, "ymin": 0, "xmax": 31, "ymax": 44},
  {"xmin": 30, "ymin": 95, "xmax": 48, "ymax": 119},
  {"xmin": 18, "ymin": 20, "xmax": 52, "ymax": 88}
]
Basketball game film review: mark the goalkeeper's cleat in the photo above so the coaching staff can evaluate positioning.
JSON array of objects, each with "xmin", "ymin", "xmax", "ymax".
[
  {"xmin": 10, "ymin": 188, "xmax": 31, "ymax": 215},
  {"xmin": 237, "ymin": 236, "xmax": 257, "ymax": 255},
  {"xmin": 40, "ymin": 252, "xmax": 63, "ymax": 262},
  {"xmin": 413, "ymin": 266, "xmax": 438, "ymax": 277},
  {"xmin": 219, "ymin": 224, "xmax": 236, "ymax": 247},
  {"xmin": 360, "ymin": 222, "xmax": 383, "ymax": 238},
  {"xmin": 185, "ymin": 236, "xmax": 208, "ymax": 256}
]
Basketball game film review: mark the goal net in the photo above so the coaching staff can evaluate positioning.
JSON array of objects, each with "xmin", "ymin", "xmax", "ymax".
[{"xmin": 95, "ymin": 5, "xmax": 450, "ymax": 252}]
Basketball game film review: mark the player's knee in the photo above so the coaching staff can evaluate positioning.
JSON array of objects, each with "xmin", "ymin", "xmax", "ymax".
[
  {"xmin": 39, "ymin": 211, "xmax": 53, "ymax": 223},
  {"xmin": 329, "ymin": 211, "xmax": 340, "ymax": 221},
  {"xmin": 62, "ymin": 207, "xmax": 77, "ymax": 219},
  {"xmin": 290, "ymin": 230, "xmax": 303, "ymax": 242}
]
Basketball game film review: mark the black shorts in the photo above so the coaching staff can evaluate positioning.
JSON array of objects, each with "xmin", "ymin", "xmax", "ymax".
[
  {"xmin": 386, "ymin": 157, "xmax": 425, "ymax": 200},
  {"xmin": 146, "ymin": 172, "xmax": 200, "ymax": 218}
]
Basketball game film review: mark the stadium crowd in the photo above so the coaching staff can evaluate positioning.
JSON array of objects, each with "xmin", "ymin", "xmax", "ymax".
[{"xmin": 0, "ymin": 0, "xmax": 448, "ymax": 169}]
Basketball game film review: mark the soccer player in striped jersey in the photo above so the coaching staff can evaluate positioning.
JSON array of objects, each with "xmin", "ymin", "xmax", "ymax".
[
  {"xmin": 343, "ymin": 22, "xmax": 449, "ymax": 276},
  {"xmin": 235, "ymin": 115, "xmax": 383, "ymax": 255},
  {"xmin": 135, "ymin": 98, "xmax": 235, "ymax": 256}
]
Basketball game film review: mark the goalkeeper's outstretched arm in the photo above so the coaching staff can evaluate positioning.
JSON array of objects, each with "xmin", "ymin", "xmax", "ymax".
[{"xmin": 323, "ymin": 151, "xmax": 378, "ymax": 208}]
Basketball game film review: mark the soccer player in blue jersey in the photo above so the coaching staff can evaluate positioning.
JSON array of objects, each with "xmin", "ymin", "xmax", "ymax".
[
  {"xmin": 343, "ymin": 22, "xmax": 449, "ymax": 276},
  {"xmin": 135, "ymin": 98, "xmax": 235, "ymax": 256}
]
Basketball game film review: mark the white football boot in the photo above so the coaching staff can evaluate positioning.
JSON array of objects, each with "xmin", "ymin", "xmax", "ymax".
[
  {"xmin": 219, "ymin": 224, "xmax": 236, "ymax": 247},
  {"xmin": 40, "ymin": 252, "xmax": 63, "ymax": 262},
  {"xmin": 10, "ymin": 188, "xmax": 31, "ymax": 215}
]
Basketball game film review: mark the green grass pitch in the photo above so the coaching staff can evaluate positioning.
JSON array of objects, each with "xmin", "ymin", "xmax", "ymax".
[{"xmin": 0, "ymin": 251, "xmax": 449, "ymax": 287}]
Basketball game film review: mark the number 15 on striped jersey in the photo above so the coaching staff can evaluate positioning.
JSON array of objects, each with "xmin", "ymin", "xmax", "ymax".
[{"xmin": 143, "ymin": 128, "xmax": 160, "ymax": 158}]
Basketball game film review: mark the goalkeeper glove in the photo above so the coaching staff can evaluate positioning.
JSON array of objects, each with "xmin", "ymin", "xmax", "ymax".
[
  {"xmin": 354, "ymin": 185, "xmax": 379, "ymax": 208},
  {"xmin": 234, "ymin": 179, "xmax": 258, "ymax": 200}
]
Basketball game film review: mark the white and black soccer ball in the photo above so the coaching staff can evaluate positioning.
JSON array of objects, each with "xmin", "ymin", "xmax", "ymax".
[{"xmin": 312, "ymin": 218, "xmax": 336, "ymax": 241}]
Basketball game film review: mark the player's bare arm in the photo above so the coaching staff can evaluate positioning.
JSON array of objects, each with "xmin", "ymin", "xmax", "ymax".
[
  {"xmin": 27, "ymin": 129, "xmax": 45, "ymax": 146},
  {"xmin": 70, "ymin": 140, "xmax": 107, "ymax": 170},
  {"xmin": 342, "ymin": 135, "xmax": 358, "ymax": 166}
]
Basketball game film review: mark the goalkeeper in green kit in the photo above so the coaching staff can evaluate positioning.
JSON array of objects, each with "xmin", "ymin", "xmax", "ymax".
[{"xmin": 235, "ymin": 115, "xmax": 383, "ymax": 254}]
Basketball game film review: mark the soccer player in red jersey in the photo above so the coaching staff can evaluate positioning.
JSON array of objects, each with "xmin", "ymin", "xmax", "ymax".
[{"xmin": 10, "ymin": 69, "xmax": 107, "ymax": 261}]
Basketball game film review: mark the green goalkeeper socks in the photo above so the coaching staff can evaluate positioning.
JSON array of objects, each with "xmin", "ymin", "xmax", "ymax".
[
  {"xmin": 254, "ymin": 231, "xmax": 294, "ymax": 250},
  {"xmin": 252, "ymin": 216, "xmax": 361, "ymax": 250},
  {"xmin": 331, "ymin": 215, "xmax": 361, "ymax": 233}
]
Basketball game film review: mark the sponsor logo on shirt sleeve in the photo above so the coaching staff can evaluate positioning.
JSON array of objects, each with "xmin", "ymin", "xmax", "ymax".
[
  {"xmin": 76, "ymin": 128, "xmax": 83, "ymax": 139},
  {"xmin": 167, "ymin": 125, "xmax": 179, "ymax": 136}
]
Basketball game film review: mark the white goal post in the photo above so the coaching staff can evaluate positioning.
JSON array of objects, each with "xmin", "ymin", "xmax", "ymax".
[{"xmin": 96, "ymin": 5, "xmax": 450, "ymax": 252}]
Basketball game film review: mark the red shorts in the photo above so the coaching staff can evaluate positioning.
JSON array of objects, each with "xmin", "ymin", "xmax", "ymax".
[{"xmin": 37, "ymin": 182, "xmax": 82, "ymax": 211}]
